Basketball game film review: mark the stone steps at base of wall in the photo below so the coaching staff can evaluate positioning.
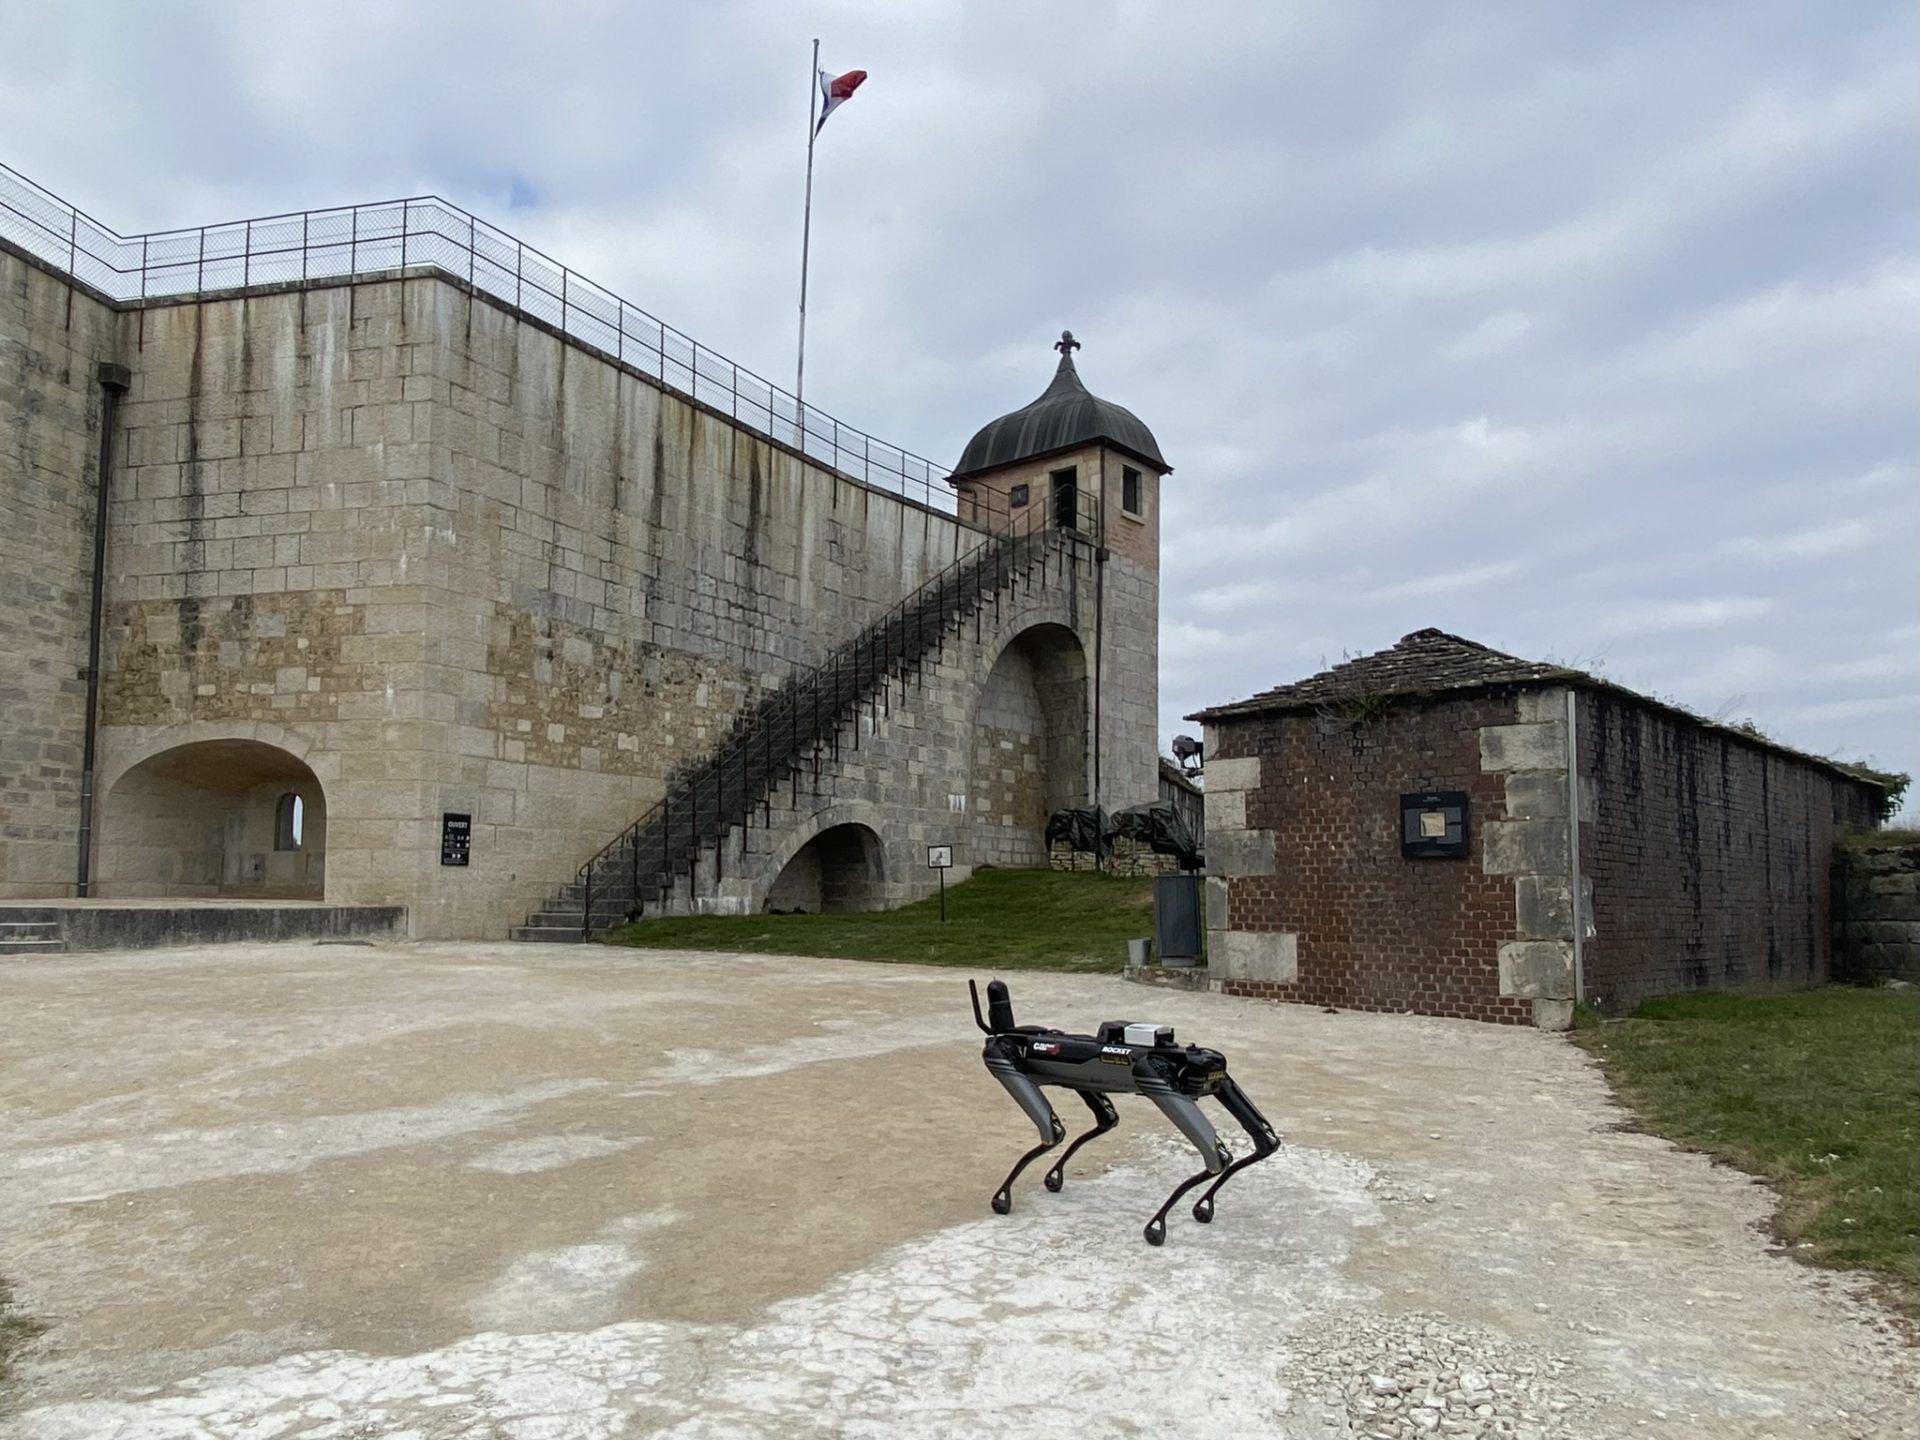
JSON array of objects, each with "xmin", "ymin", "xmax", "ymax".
[
  {"xmin": 0, "ymin": 914, "xmax": 65, "ymax": 955},
  {"xmin": 507, "ymin": 925, "xmax": 586, "ymax": 944},
  {"xmin": 0, "ymin": 937, "xmax": 66, "ymax": 956}
]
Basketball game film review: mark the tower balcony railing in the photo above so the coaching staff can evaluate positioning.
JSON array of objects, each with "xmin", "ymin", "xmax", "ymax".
[{"xmin": 0, "ymin": 159, "xmax": 956, "ymax": 513}]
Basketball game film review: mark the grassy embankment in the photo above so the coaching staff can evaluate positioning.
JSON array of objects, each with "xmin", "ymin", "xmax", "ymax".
[
  {"xmin": 602, "ymin": 866, "xmax": 1155, "ymax": 972},
  {"xmin": 1574, "ymin": 987, "xmax": 1919, "ymax": 1315}
]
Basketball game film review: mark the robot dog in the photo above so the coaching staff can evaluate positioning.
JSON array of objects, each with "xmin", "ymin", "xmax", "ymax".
[{"xmin": 970, "ymin": 979, "xmax": 1279, "ymax": 1245}]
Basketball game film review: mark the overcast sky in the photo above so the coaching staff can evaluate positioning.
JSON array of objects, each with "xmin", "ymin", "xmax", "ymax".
[{"xmin": 5, "ymin": 1, "xmax": 1914, "ymax": 805}]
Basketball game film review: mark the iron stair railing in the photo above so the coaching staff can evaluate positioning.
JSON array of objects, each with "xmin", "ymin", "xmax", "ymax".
[{"xmin": 517, "ymin": 493, "xmax": 1096, "ymax": 938}]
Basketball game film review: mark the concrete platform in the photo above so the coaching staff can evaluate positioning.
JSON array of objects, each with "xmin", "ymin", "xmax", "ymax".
[{"xmin": 0, "ymin": 899, "xmax": 405, "ymax": 953}]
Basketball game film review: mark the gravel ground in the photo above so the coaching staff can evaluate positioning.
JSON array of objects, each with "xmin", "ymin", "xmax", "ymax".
[{"xmin": 0, "ymin": 942, "xmax": 1912, "ymax": 1439}]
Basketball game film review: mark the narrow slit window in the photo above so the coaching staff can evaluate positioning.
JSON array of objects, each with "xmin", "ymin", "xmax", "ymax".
[
  {"xmin": 1122, "ymin": 466, "xmax": 1142, "ymax": 516},
  {"xmin": 275, "ymin": 793, "xmax": 304, "ymax": 851}
]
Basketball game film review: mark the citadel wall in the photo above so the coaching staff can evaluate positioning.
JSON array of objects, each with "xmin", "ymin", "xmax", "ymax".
[
  {"xmin": 1, "ymin": 251, "xmax": 1161, "ymax": 936},
  {"xmin": 0, "ymin": 250, "xmax": 119, "ymax": 896}
]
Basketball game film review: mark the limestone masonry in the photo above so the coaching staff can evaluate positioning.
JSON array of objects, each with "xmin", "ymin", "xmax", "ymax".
[{"xmin": 0, "ymin": 173, "xmax": 1165, "ymax": 938}]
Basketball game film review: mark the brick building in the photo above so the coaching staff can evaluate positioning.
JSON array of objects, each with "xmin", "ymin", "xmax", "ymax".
[{"xmin": 1190, "ymin": 629, "xmax": 1888, "ymax": 1028}]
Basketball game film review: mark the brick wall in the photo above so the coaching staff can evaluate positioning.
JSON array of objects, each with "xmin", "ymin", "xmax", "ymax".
[
  {"xmin": 1578, "ymin": 690, "xmax": 1883, "ymax": 1011},
  {"xmin": 1208, "ymin": 696, "xmax": 1534, "ymax": 1024}
]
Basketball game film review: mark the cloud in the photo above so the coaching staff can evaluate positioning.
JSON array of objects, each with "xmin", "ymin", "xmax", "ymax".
[{"xmin": 2, "ymin": 0, "xmax": 1913, "ymax": 783}]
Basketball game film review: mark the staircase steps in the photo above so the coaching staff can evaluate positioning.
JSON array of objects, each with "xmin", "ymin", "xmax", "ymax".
[
  {"xmin": 0, "ymin": 909, "xmax": 65, "ymax": 956},
  {"xmin": 511, "ymin": 520, "xmax": 1079, "ymax": 941}
]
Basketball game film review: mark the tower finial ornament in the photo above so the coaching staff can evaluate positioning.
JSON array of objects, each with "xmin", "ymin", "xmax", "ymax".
[{"xmin": 1055, "ymin": 330, "xmax": 1080, "ymax": 356}]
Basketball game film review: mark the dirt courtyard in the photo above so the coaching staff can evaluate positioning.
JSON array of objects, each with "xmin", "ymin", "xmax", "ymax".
[{"xmin": 0, "ymin": 943, "xmax": 1912, "ymax": 1439}]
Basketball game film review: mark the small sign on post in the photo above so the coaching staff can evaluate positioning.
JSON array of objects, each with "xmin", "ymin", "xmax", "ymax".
[{"xmin": 927, "ymin": 844, "xmax": 953, "ymax": 922}]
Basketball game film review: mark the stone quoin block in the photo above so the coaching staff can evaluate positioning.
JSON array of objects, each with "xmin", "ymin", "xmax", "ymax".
[
  {"xmin": 1482, "ymin": 819, "xmax": 1570, "ymax": 877},
  {"xmin": 1515, "ymin": 688, "xmax": 1571, "ymax": 724},
  {"xmin": 1514, "ymin": 874, "xmax": 1575, "ymax": 940},
  {"xmin": 1503, "ymin": 770, "xmax": 1567, "ymax": 819},
  {"xmin": 1205, "ymin": 787, "xmax": 1246, "ymax": 833},
  {"xmin": 1205, "ymin": 875, "xmax": 1228, "ymax": 931},
  {"xmin": 1202, "ymin": 755, "xmax": 1262, "ymax": 793},
  {"xmin": 1478, "ymin": 722, "xmax": 1568, "ymax": 773},
  {"xmin": 1499, "ymin": 940, "xmax": 1574, "ymax": 999},
  {"xmin": 1209, "ymin": 827, "xmax": 1277, "ymax": 878},
  {"xmin": 1531, "ymin": 998, "xmax": 1574, "ymax": 1031},
  {"xmin": 1211, "ymin": 929, "xmax": 1298, "ymax": 985}
]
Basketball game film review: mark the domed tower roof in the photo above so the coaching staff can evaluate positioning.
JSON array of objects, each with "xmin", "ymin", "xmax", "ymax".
[{"xmin": 950, "ymin": 332, "xmax": 1168, "ymax": 481}]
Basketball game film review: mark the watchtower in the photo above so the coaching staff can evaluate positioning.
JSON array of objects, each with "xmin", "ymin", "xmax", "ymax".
[{"xmin": 948, "ymin": 332, "xmax": 1170, "ymax": 813}]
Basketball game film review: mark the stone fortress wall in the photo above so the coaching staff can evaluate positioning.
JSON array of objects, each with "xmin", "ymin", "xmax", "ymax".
[{"xmin": 0, "ymin": 241, "xmax": 1162, "ymax": 937}]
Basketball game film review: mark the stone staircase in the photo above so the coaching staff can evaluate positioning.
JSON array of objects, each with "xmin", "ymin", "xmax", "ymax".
[
  {"xmin": 0, "ymin": 907, "xmax": 66, "ymax": 957},
  {"xmin": 510, "ymin": 520, "xmax": 1076, "ymax": 941}
]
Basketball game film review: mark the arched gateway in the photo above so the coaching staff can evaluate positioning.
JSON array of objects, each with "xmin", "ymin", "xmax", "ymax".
[{"xmin": 97, "ymin": 739, "xmax": 327, "ymax": 899}]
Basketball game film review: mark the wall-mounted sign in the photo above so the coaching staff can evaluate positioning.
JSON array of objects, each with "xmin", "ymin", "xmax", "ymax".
[
  {"xmin": 441, "ymin": 812, "xmax": 472, "ymax": 867},
  {"xmin": 1400, "ymin": 791, "xmax": 1468, "ymax": 858}
]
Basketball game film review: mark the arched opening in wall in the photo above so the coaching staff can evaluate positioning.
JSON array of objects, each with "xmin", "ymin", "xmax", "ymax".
[
  {"xmin": 764, "ymin": 823, "xmax": 886, "ymax": 914},
  {"xmin": 971, "ymin": 623, "xmax": 1089, "ymax": 868},
  {"xmin": 97, "ymin": 741, "xmax": 327, "ymax": 899}
]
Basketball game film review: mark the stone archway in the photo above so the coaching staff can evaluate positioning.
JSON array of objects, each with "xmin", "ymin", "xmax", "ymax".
[
  {"xmin": 970, "ymin": 622, "xmax": 1089, "ymax": 867},
  {"xmin": 97, "ymin": 739, "xmax": 328, "ymax": 899},
  {"xmin": 764, "ymin": 822, "xmax": 886, "ymax": 914}
]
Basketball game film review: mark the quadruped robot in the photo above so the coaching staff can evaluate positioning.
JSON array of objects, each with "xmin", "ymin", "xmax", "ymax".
[{"xmin": 969, "ymin": 978, "xmax": 1279, "ymax": 1245}]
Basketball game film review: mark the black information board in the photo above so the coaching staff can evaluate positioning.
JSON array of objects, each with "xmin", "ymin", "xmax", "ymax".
[
  {"xmin": 441, "ymin": 812, "xmax": 472, "ymax": 867},
  {"xmin": 1400, "ymin": 791, "xmax": 1469, "ymax": 858}
]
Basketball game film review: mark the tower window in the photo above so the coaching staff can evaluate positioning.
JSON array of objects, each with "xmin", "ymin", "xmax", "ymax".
[
  {"xmin": 275, "ymin": 793, "xmax": 304, "ymax": 851},
  {"xmin": 1009, "ymin": 483, "xmax": 1029, "ymax": 509},
  {"xmin": 1122, "ymin": 466, "xmax": 1143, "ymax": 517}
]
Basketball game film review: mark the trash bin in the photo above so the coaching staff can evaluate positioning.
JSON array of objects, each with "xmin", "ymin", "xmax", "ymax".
[
  {"xmin": 1126, "ymin": 936, "xmax": 1152, "ymax": 968},
  {"xmin": 1154, "ymin": 874, "xmax": 1202, "ymax": 966}
]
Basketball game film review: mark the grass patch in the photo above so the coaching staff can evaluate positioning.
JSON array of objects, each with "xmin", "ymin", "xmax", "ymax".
[
  {"xmin": 0, "ymin": 1278, "xmax": 46, "ymax": 1402},
  {"xmin": 602, "ymin": 866, "xmax": 1155, "ymax": 972},
  {"xmin": 1574, "ymin": 987, "xmax": 1920, "ymax": 1314}
]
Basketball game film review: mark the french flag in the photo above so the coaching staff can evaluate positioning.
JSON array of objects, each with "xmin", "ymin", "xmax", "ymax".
[{"xmin": 816, "ymin": 67, "xmax": 867, "ymax": 134}]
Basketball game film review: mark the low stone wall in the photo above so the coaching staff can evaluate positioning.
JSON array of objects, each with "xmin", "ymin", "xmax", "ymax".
[
  {"xmin": 1833, "ymin": 840, "xmax": 1920, "ymax": 984},
  {"xmin": 1047, "ymin": 838, "xmax": 1180, "ymax": 877}
]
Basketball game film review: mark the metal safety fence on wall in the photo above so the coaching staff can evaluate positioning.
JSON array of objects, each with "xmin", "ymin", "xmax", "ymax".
[{"xmin": 0, "ymin": 160, "xmax": 955, "ymax": 510}]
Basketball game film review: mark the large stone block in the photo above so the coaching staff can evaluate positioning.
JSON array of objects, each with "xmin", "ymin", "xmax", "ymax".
[
  {"xmin": 1203, "ymin": 755, "xmax": 1261, "ymax": 793},
  {"xmin": 1205, "ymin": 875, "xmax": 1228, "ymax": 930},
  {"xmin": 1479, "ymin": 722, "xmax": 1567, "ymax": 773},
  {"xmin": 1205, "ymin": 787, "xmax": 1245, "ymax": 833},
  {"xmin": 1499, "ymin": 940, "xmax": 1574, "ymax": 999},
  {"xmin": 1482, "ymin": 819, "xmax": 1569, "ymax": 876},
  {"xmin": 1531, "ymin": 998, "xmax": 1574, "ymax": 1031},
  {"xmin": 1515, "ymin": 688, "xmax": 1570, "ymax": 724},
  {"xmin": 1503, "ymin": 770, "xmax": 1567, "ymax": 819},
  {"xmin": 1515, "ymin": 874, "xmax": 1574, "ymax": 939},
  {"xmin": 1211, "ymin": 928, "xmax": 1298, "ymax": 984},
  {"xmin": 1210, "ymin": 827, "xmax": 1276, "ymax": 878}
]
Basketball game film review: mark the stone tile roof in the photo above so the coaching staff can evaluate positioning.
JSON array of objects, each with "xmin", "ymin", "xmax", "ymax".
[
  {"xmin": 1189, "ymin": 628, "xmax": 1577, "ymax": 721},
  {"xmin": 1187, "ymin": 627, "xmax": 1897, "ymax": 797}
]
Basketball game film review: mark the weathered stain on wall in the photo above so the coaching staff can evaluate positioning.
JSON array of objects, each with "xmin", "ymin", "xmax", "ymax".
[{"xmin": 1577, "ymin": 689, "xmax": 1883, "ymax": 1011}]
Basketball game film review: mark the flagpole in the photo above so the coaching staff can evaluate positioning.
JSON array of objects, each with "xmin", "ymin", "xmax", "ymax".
[{"xmin": 796, "ymin": 37, "xmax": 820, "ymax": 438}]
